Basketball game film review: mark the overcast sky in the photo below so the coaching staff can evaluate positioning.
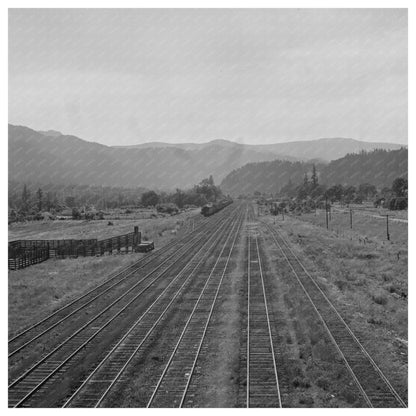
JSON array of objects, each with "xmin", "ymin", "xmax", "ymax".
[{"xmin": 9, "ymin": 8, "xmax": 407, "ymax": 146}]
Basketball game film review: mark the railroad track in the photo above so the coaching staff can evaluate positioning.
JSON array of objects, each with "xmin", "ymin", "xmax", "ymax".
[
  {"xmin": 63, "ymin": 208, "xmax": 244, "ymax": 408},
  {"xmin": 8, "ymin": 212, "xmax": 216, "ymax": 354},
  {"xmin": 8, "ymin": 205, "xmax": 239, "ymax": 407},
  {"xmin": 145, "ymin": 208, "xmax": 244, "ymax": 408},
  {"xmin": 8, "ymin": 207, "xmax": 236, "ymax": 369},
  {"xmin": 262, "ymin": 220, "xmax": 407, "ymax": 408},
  {"xmin": 245, "ymin": 224, "xmax": 281, "ymax": 408}
]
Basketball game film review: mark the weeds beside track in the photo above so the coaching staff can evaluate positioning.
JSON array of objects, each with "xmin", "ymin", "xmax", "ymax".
[{"xmin": 262, "ymin": 220, "xmax": 406, "ymax": 408}]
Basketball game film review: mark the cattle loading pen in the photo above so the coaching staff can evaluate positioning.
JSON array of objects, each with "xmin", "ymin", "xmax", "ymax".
[{"xmin": 8, "ymin": 226, "xmax": 154, "ymax": 270}]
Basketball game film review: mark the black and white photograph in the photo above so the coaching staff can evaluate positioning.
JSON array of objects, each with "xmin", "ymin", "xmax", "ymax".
[{"xmin": 6, "ymin": 3, "xmax": 409, "ymax": 409}]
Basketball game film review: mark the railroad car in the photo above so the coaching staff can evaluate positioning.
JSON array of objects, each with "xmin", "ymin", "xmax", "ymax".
[
  {"xmin": 201, "ymin": 198, "xmax": 233, "ymax": 216},
  {"xmin": 136, "ymin": 241, "xmax": 155, "ymax": 252}
]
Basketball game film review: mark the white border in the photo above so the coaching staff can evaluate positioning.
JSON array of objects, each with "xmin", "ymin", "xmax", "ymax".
[{"xmin": 2, "ymin": 2, "xmax": 413, "ymax": 414}]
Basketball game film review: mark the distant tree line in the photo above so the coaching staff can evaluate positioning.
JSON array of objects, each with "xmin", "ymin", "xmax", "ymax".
[
  {"xmin": 8, "ymin": 176, "xmax": 224, "ymax": 223},
  {"xmin": 272, "ymin": 166, "xmax": 407, "ymax": 214},
  {"xmin": 141, "ymin": 176, "xmax": 223, "ymax": 212},
  {"xmin": 8, "ymin": 182, "xmax": 147, "ymax": 222}
]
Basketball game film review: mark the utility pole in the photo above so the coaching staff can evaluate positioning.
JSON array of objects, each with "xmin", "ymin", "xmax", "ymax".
[
  {"xmin": 381, "ymin": 214, "xmax": 390, "ymax": 241},
  {"xmin": 325, "ymin": 196, "xmax": 329, "ymax": 229},
  {"xmin": 350, "ymin": 208, "xmax": 353, "ymax": 229}
]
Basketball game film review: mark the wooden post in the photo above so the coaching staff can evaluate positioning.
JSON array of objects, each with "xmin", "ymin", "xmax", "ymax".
[
  {"xmin": 325, "ymin": 196, "xmax": 329, "ymax": 229},
  {"xmin": 386, "ymin": 215, "xmax": 390, "ymax": 241},
  {"xmin": 134, "ymin": 226, "xmax": 139, "ymax": 249},
  {"xmin": 350, "ymin": 209, "xmax": 353, "ymax": 229}
]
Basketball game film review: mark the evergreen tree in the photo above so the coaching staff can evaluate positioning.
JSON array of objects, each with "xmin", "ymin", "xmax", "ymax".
[
  {"xmin": 45, "ymin": 192, "xmax": 53, "ymax": 211},
  {"xmin": 21, "ymin": 184, "xmax": 30, "ymax": 213},
  {"xmin": 311, "ymin": 164, "xmax": 318, "ymax": 187},
  {"xmin": 37, "ymin": 188, "xmax": 43, "ymax": 212},
  {"xmin": 141, "ymin": 190, "xmax": 160, "ymax": 207},
  {"xmin": 392, "ymin": 177, "xmax": 408, "ymax": 198}
]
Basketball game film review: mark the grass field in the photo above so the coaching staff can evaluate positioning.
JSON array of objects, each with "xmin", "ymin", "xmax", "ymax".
[
  {"xmin": 8, "ymin": 208, "xmax": 201, "ymax": 335},
  {"xmin": 265, "ymin": 212, "xmax": 408, "ymax": 401},
  {"xmin": 285, "ymin": 207, "xmax": 407, "ymax": 246},
  {"xmin": 8, "ymin": 208, "xmax": 200, "ymax": 241}
]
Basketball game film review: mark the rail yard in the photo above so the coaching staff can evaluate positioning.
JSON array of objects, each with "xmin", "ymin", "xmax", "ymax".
[{"xmin": 8, "ymin": 201, "xmax": 407, "ymax": 408}]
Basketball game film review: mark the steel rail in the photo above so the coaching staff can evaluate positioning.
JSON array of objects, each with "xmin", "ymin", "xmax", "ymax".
[
  {"xmin": 7, "ymin": 209, "xmax": 233, "ymax": 358},
  {"xmin": 9, "ymin": 211, "xmax": 235, "ymax": 407},
  {"xmin": 178, "ymin": 211, "xmax": 244, "ymax": 408},
  {"xmin": 86, "ymin": 210, "xmax": 242, "ymax": 408},
  {"xmin": 61, "ymin": 208, "xmax": 238, "ymax": 407},
  {"xmin": 146, "ymin": 209, "xmax": 243, "ymax": 408},
  {"xmin": 263, "ymin": 220, "xmax": 406, "ymax": 408},
  {"xmin": 252, "ymin": 234, "xmax": 282, "ymax": 408},
  {"xmin": 246, "ymin": 214, "xmax": 251, "ymax": 408},
  {"xmin": 8, "ymin": 210, "xmax": 217, "ymax": 346}
]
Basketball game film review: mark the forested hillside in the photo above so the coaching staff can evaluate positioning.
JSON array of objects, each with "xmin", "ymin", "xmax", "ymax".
[
  {"xmin": 220, "ymin": 160, "xmax": 318, "ymax": 195},
  {"xmin": 323, "ymin": 148, "xmax": 407, "ymax": 186},
  {"xmin": 9, "ymin": 124, "xmax": 404, "ymax": 191},
  {"xmin": 8, "ymin": 125, "xmax": 280, "ymax": 189},
  {"xmin": 221, "ymin": 148, "xmax": 408, "ymax": 195}
]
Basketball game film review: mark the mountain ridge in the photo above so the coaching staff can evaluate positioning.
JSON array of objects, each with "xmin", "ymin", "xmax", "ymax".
[
  {"xmin": 220, "ymin": 148, "xmax": 408, "ymax": 196},
  {"xmin": 8, "ymin": 124, "xmax": 406, "ymax": 190}
]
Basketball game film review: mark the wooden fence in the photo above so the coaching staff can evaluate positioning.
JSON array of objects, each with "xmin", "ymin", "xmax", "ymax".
[
  {"xmin": 8, "ymin": 246, "xmax": 50, "ymax": 270},
  {"xmin": 8, "ymin": 227, "xmax": 141, "ymax": 270}
]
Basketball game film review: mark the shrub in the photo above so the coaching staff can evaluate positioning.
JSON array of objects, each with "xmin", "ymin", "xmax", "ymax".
[
  {"xmin": 156, "ymin": 203, "xmax": 179, "ymax": 214},
  {"xmin": 386, "ymin": 283, "xmax": 401, "ymax": 294},
  {"xmin": 382, "ymin": 273, "xmax": 393, "ymax": 282},
  {"xmin": 316, "ymin": 376, "xmax": 331, "ymax": 390},
  {"xmin": 335, "ymin": 280, "xmax": 349, "ymax": 291},
  {"xmin": 292, "ymin": 376, "xmax": 311, "ymax": 388},
  {"xmin": 72, "ymin": 207, "xmax": 81, "ymax": 220},
  {"xmin": 367, "ymin": 317, "xmax": 383, "ymax": 325},
  {"xmin": 299, "ymin": 394, "xmax": 314, "ymax": 405},
  {"xmin": 387, "ymin": 197, "xmax": 408, "ymax": 210},
  {"xmin": 372, "ymin": 292, "xmax": 388, "ymax": 305}
]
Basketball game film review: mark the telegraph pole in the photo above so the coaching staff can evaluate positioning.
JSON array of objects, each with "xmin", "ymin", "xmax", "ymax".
[
  {"xmin": 325, "ymin": 196, "xmax": 329, "ymax": 229},
  {"xmin": 381, "ymin": 214, "xmax": 390, "ymax": 240}
]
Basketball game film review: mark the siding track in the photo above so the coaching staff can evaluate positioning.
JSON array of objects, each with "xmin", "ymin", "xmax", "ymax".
[
  {"xmin": 262, "ymin": 220, "xmax": 406, "ymax": 408},
  {"xmin": 245, "ymin": 225, "xmax": 282, "ymax": 408},
  {"xmin": 146, "ymin": 209, "xmax": 244, "ymax": 408},
  {"xmin": 8, "ymin": 206, "xmax": 238, "ymax": 407},
  {"xmin": 63, "ymin": 210, "xmax": 242, "ymax": 407},
  {"xmin": 9, "ymin": 214, "xmax": 214, "ymax": 357}
]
